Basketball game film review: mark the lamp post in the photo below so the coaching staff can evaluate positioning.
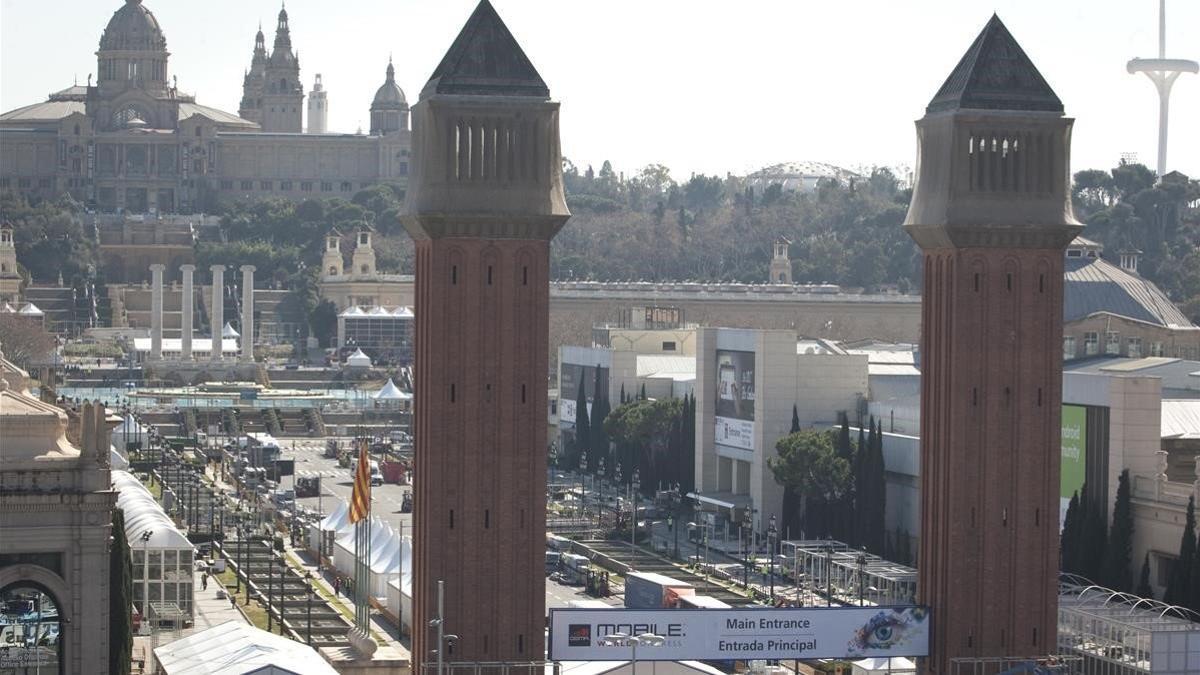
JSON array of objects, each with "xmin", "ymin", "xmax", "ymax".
[
  {"xmin": 631, "ymin": 468, "xmax": 641, "ymax": 549},
  {"xmin": 670, "ymin": 482, "xmax": 681, "ymax": 560},
  {"xmin": 305, "ymin": 571, "xmax": 314, "ymax": 645},
  {"xmin": 267, "ymin": 548, "xmax": 274, "ymax": 631},
  {"xmin": 600, "ymin": 632, "xmax": 665, "ymax": 675},
  {"xmin": 767, "ymin": 514, "xmax": 778, "ymax": 603},
  {"xmin": 597, "ymin": 457, "xmax": 606, "ymax": 528},
  {"xmin": 822, "ymin": 544, "xmax": 834, "ymax": 607},
  {"xmin": 856, "ymin": 552, "xmax": 867, "ymax": 606},
  {"xmin": 579, "ymin": 451, "xmax": 589, "ymax": 524},
  {"xmin": 140, "ymin": 529, "xmax": 152, "ymax": 636},
  {"xmin": 741, "ymin": 508, "xmax": 752, "ymax": 589},
  {"xmin": 277, "ymin": 554, "xmax": 286, "ymax": 635}
]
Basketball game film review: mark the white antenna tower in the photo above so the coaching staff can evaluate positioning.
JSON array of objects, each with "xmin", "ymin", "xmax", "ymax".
[{"xmin": 1126, "ymin": 0, "xmax": 1197, "ymax": 176}]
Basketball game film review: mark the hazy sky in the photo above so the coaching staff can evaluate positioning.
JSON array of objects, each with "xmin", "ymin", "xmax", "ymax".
[{"xmin": 2, "ymin": 0, "xmax": 1197, "ymax": 179}]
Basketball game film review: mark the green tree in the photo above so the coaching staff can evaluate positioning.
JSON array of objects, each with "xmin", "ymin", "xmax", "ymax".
[
  {"xmin": 604, "ymin": 398, "xmax": 684, "ymax": 493},
  {"xmin": 574, "ymin": 380, "xmax": 591, "ymax": 468},
  {"xmin": 1137, "ymin": 553, "xmax": 1154, "ymax": 599},
  {"xmin": 309, "ymin": 300, "xmax": 338, "ymax": 348},
  {"xmin": 109, "ymin": 508, "xmax": 132, "ymax": 675},
  {"xmin": 1103, "ymin": 469, "xmax": 1134, "ymax": 591},
  {"xmin": 768, "ymin": 429, "xmax": 852, "ymax": 538},
  {"xmin": 1061, "ymin": 490, "xmax": 1081, "ymax": 574},
  {"xmin": 1165, "ymin": 496, "xmax": 1195, "ymax": 605}
]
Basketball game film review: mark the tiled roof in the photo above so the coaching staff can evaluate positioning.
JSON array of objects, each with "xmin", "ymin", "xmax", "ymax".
[
  {"xmin": 178, "ymin": 102, "xmax": 257, "ymax": 128},
  {"xmin": 1064, "ymin": 255, "xmax": 1194, "ymax": 328},
  {"xmin": 0, "ymin": 100, "xmax": 85, "ymax": 124}
]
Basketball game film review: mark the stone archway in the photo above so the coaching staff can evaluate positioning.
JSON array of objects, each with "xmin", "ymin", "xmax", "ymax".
[{"xmin": 0, "ymin": 565, "xmax": 70, "ymax": 675}]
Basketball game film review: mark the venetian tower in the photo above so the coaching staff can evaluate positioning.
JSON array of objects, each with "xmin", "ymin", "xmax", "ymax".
[
  {"xmin": 403, "ymin": 0, "xmax": 569, "ymax": 668},
  {"xmin": 239, "ymin": 24, "xmax": 267, "ymax": 124},
  {"xmin": 905, "ymin": 16, "xmax": 1082, "ymax": 672}
]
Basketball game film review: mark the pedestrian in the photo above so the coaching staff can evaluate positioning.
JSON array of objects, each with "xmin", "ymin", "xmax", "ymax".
[
  {"xmin": 202, "ymin": 574, "xmax": 208, "ymax": 591},
  {"xmin": 334, "ymin": 576, "xmax": 341, "ymax": 596}
]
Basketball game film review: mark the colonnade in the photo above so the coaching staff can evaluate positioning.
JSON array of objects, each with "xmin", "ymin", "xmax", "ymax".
[{"xmin": 147, "ymin": 264, "xmax": 255, "ymax": 362}]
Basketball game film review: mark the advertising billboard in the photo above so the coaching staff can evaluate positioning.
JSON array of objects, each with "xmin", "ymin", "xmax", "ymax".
[
  {"xmin": 549, "ymin": 606, "xmax": 930, "ymax": 661},
  {"xmin": 715, "ymin": 350, "xmax": 755, "ymax": 451},
  {"xmin": 1060, "ymin": 404, "xmax": 1087, "ymax": 530},
  {"xmin": 560, "ymin": 363, "xmax": 610, "ymax": 425}
]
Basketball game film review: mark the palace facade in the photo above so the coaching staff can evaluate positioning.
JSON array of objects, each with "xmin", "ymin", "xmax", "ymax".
[{"xmin": 0, "ymin": 0, "xmax": 410, "ymax": 214}]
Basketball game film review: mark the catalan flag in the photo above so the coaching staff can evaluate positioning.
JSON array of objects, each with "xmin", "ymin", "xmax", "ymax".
[{"xmin": 349, "ymin": 439, "xmax": 371, "ymax": 523}]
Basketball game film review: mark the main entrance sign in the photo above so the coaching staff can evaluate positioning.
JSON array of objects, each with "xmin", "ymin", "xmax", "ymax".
[{"xmin": 549, "ymin": 606, "xmax": 930, "ymax": 661}]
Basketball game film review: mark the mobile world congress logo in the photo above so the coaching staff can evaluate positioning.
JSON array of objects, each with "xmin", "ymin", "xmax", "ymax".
[{"xmin": 568, "ymin": 624, "xmax": 591, "ymax": 647}]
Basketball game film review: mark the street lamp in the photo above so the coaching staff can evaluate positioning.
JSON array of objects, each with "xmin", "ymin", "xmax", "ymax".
[
  {"xmin": 579, "ymin": 450, "xmax": 589, "ymax": 524},
  {"xmin": 140, "ymin": 529, "xmax": 153, "ymax": 636},
  {"xmin": 822, "ymin": 543, "xmax": 834, "ymax": 607},
  {"xmin": 631, "ymin": 468, "xmax": 641, "ymax": 549},
  {"xmin": 305, "ymin": 571, "xmax": 314, "ymax": 645},
  {"xmin": 856, "ymin": 552, "xmax": 867, "ymax": 607},
  {"xmin": 599, "ymin": 632, "xmax": 665, "ymax": 675},
  {"xmin": 277, "ymin": 554, "xmax": 287, "ymax": 635},
  {"xmin": 670, "ymin": 482, "xmax": 681, "ymax": 560},
  {"xmin": 767, "ymin": 514, "xmax": 778, "ymax": 603},
  {"xmin": 741, "ymin": 508, "xmax": 753, "ymax": 589},
  {"xmin": 597, "ymin": 457, "xmax": 606, "ymax": 527},
  {"xmin": 267, "ymin": 547, "xmax": 274, "ymax": 631}
]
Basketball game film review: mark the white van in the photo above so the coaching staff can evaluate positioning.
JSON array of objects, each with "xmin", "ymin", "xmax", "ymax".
[{"xmin": 352, "ymin": 458, "xmax": 385, "ymax": 486}]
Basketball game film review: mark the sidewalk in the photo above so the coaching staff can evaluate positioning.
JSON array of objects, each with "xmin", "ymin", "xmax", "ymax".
[{"xmin": 131, "ymin": 567, "xmax": 249, "ymax": 673}]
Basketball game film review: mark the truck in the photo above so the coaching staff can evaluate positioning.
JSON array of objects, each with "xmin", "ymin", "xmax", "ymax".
[
  {"xmin": 623, "ymin": 571, "xmax": 695, "ymax": 609},
  {"xmin": 560, "ymin": 553, "xmax": 591, "ymax": 586},
  {"xmin": 677, "ymin": 594, "xmax": 731, "ymax": 609}
]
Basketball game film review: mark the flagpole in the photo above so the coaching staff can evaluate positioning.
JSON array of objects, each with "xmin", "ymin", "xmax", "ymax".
[{"xmin": 348, "ymin": 437, "xmax": 377, "ymax": 657}]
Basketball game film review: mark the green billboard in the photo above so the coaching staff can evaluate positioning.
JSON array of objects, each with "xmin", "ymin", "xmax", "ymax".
[{"xmin": 1060, "ymin": 404, "xmax": 1087, "ymax": 530}]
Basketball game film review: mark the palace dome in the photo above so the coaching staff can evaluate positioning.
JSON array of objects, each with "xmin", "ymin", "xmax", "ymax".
[
  {"xmin": 372, "ymin": 62, "xmax": 408, "ymax": 109},
  {"xmin": 99, "ymin": 0, "xmax": 167, "ymax": 52}
]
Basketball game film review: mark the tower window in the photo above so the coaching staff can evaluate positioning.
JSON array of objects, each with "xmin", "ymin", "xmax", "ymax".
[
  {"xmin": 450, "ymin": 383, "xmax": 456, "ymax": 402},
  {"xmin": 973, "ymin": 273, "xmax": 979, "ymax": 292},
  {"xmin": 451, "ymin": 265, "xmax": 458, "ymax": 285},
  {"xmin": 521, "ymin": 384, "xmax": 526, "ymax": 403},
  {"xmin": 449, "ymin": 510, "xmax": 454, "ymax": 529},
  {"xmin": 487, "ymin": 265, "xmax": 493, "ymax": 285},
  {"xmin": 1039, "ymin": 274, "xmax": 1045, "ymax": 293},
  {"xmin": 1006, "ymin": 273, "xmax": 1012, "ymax": 291},
  {"xmin": 484, "ymin": 509, "xmax": 490, "ymax": 528},
  {"xmin": 522, "ymin": 266, "xmax": 528, "ymax": 285}
]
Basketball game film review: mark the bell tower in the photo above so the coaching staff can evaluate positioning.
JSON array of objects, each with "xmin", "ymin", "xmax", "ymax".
[
  {"xmin": 905, "ymin": 15, "xmax": 1082, "ymax": 673},
  {"xmin": 322, "ymin": 228, "xmax": 343, "ymax": 277},
  {"xmin": 404, "ymin": 0, "xmax": 569, "ymax": 668},
  {"xmin": 261, "ymin": 5, "xmax": 303, "ymax": 132},
  {"xmin": 769, "ymin": 236, "xmax": 792, "ymax": 284}
]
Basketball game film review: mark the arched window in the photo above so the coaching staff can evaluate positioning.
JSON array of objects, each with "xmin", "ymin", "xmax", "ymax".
[
  {"xmin": 194, "ymin": 127, "xmax": 201, "ymax": 138},
  {"xmin": 360, "ymin": 264, "xmax": 369, "ymax": 274},
  {"xmin": 73, "ymin": 124, "xmax": 80, "ymax": 136},
  {"xmin": 280, "ymin": 78, "xmax": 288, "ymax": 91},
  {"xmin": 0, "ymin": 583, "xmax": 63, "ymax": 673},
  {"xmin": 328, "ymin": 267, "xmax": 338, "ymax": 276}
]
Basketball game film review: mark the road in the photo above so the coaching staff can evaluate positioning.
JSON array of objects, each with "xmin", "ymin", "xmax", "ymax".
[{"xmin": 281, "ymin": 439, "xmax": 413, "ymax": 535}]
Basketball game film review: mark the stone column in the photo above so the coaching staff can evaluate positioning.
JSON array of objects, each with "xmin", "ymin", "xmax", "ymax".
[
  {"xmin": 149, "ymin": 264, "xmax": 165, "ymax": 360},
  {"xmin": 180, "ymin": 264, "xmax": 195, "ymax": 361},
  {"xmin": 240, "ymin": 265, "xmax": 255, "ymax": 362},
  {"xmin": 210, "ymin": 265, "xmax": 225, "ymax": 362}
]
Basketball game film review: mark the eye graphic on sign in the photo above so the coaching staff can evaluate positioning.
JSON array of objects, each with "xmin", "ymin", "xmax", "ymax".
[{"xmin": 848, "ymin": 608, "xmax": 927, "ymax": 655}]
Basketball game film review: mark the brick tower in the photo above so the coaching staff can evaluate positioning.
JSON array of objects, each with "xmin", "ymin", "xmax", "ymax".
[
  {"xmin": 904, "ymin": 16, "xmax": 1082, "ymax": 673},
  {"xmin": 403, "ymin": 0, "xmax": 569, "ymax": 669}
]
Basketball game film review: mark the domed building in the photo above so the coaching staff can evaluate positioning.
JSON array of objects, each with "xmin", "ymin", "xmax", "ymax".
[
  {"xmin": 0, "ymin": 0, "xmax": 410, "ymax": 219},
  {"xmin": 370, "ymin": 59, "xmax": 409, "ymax": 135}
]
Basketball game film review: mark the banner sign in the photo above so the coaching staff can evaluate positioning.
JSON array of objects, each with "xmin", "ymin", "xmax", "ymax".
[
  {"xmin": 549, "ymin": 606, "xmax": 930, "ymax": 661},
  {"xmin": 1060, "ymin": 404, "xmax": 1087, "ymax": 530},
  {"xmin": 715, "ymin": 350, "xmax": 755, "ymax": 451}
]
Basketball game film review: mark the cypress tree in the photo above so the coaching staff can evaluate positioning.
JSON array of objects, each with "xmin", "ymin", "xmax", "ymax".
[
  {"xmin": 620, "ymin": 383, "xmax": 627, "ymax": 404},
  {"xmin": 1102, "ymin": 469, "xmax": 1134, "ymax": 591},
  {"xmin": 1165, "ymin": 496, "xmax": 1195, "ymax": 605},
  {"xmin": 1081, "ymin": 493, "xmax": 1108, "ymax": 583},
  {"xmin": 1061, "ymin": 490, "xmax": 1081, "ymax": 574},
  {"xmin": 109, "ymin": 508, "xmax": 133, "ymax": 675},
  {"xmin": 834, "ymin": 412, "xmax": 854, "ymax": 545},
  {"xmin": 869, "ymin": 418, "xmax": 887, "ymax": 554},
  {"xmin": 574, "ymin": 379, "xmax": 590, "ymax": 467},
  {"xmin": 852, "ymin": 418, "xmax": 871, "ymax": 549},
  {"xmin": 1136, "ymin": 553, "xmax": 1154, "ymax": 599},
  {"xmin": 639, "ymin": 383, "xmax": 647, "ymax": 400},
  {"xmin": 791, "ymin": 405, "xmax": 801, "ymax": 434}
]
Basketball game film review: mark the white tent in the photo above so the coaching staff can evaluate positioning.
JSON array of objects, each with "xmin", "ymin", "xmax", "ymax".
[
  {"xmin": 346, "ymin": 348, "xmax": 371, "ymax": 368},
  {"xmin": 153, "ymin": 620, "xmax": 338, "ymax": 675},
  {"xmin": 221, "ymin": 321, "xmax": 240, "ymax": 338},
  {"xmin": 111, "ymin": 445, "xmax": 129, "ymax": 470},
  {"xmin": 111, "ymin": 412, "xmax": 149, "ymax": 450},
  {"xmin": 18, "ymin": 302, "xmax": 43, "ymax": 316},
  {"xmin": 851, "ymin": 657, "xmax": 917, "ymax": 674},
  {"xmin": 385, "ymin": 535, "xmax": 413, "ymax": 634},
  {"xmin": 373, "ymin": 378, "xmax": 409, "ymax": 400}
]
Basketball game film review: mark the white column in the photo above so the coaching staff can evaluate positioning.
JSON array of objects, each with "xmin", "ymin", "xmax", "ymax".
[
  {"xmin": 150, "ymin": 264, "xmax": 165, "ymax": 360},
  {"xmin": 240, "ymin": 265, "xmax": 255, "ymax": 362},
  {"xmin": 210, "ymin": 265, "xmax": 225, "ymax": 362},
  {"xmin": 180, "ymin": 264, "xmax": 195, "ymax": 361}
]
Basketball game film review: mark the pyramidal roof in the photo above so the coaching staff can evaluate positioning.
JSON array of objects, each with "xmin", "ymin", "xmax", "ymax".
[
  {"xmin": 926, "ymin": 14, "xmax": 1063, "ymax": 114},
  {"xmin": 421, "ymin": 0, "xmax": 549, "ymax": 99}
]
